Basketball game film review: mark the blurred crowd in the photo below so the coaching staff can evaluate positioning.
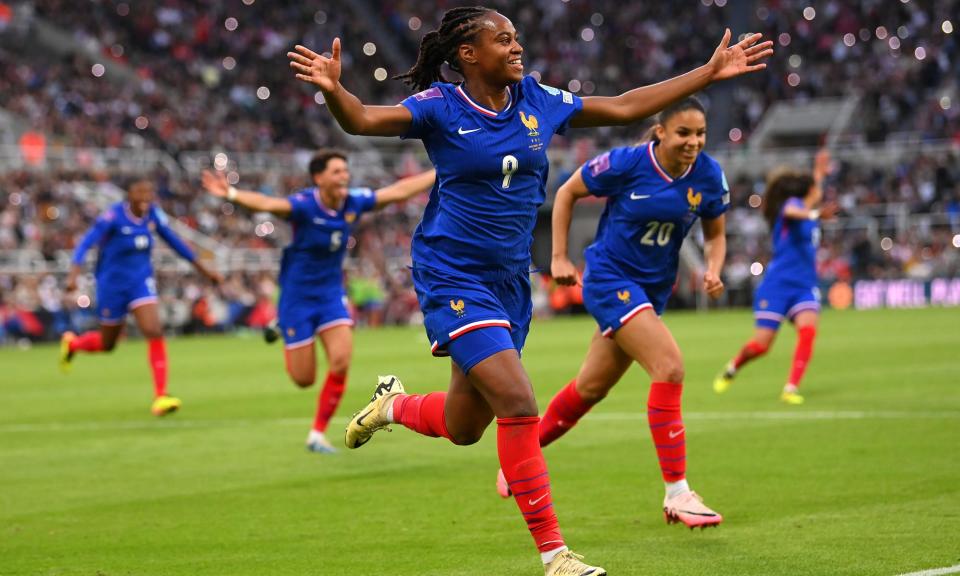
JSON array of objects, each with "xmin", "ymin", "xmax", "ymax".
[{"xmin": 1, "ymin": 0, "xmax": 957, "ymax": 156}]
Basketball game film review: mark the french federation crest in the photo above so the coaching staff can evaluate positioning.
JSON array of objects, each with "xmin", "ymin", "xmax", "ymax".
[
  {"xmin": 687, "ymin": 187, "xmax": 702, "ymax": 212},
  {"xmin": 617, "ymin": 290, "xmax": 631, "ymax": 305},
  {"xmin": 450, "ymin": 299, "xmax": 466, "ymax": 318}
]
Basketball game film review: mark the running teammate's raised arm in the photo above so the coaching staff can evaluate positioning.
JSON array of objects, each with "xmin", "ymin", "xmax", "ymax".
[
  {"xmin": 201, "ymin": 170, "xmax": 292, "ymax": 217},
  {"xmin": 571, "ymin": 29, "xmax": 773, "ymax": 128},
  {"xmin": 288, "ymin": 40, "xmax": 413, "ymax": 137},
  {"xmin": 373, "ymin": 169, "xmax": 436, "ymax": 209}
]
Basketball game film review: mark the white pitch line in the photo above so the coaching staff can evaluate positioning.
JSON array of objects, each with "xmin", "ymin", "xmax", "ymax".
[
  {"xmin": 1, "ymin": 410, "xmax": 958, "ymax": 434},
  {"xmin": 895, "ymin": 565, "xmax": 960, "ymax": 576}
]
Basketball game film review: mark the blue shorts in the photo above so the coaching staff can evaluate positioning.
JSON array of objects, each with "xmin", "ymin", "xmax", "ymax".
[
  {"xmin": 412, "ymin": 266, "xmax": 531, "ymax": 372},
  {"xmin": 278, "ymin": 290, "xmax": 353, "ymax": 349},
  {"xmin": 582, "ymin": 268, "xmax": 671, "ymax": 337},
  {"xmin": 753, "ymin": 281, "xmax": 821, "ymax": 329},
  {"xmin": 98, "ymin": 276, "xmax": 157, "ymax": 325}
]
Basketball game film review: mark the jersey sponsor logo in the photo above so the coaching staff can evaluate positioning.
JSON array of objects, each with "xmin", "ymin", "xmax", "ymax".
[
  {"xmin": 687, "ymin": 187, "xmax": 702, "ymax": 211},
  {"xmin": 413, "ymin": 87, "xmax": 443, "ymax": 101},
  {"xmin": 617, "ymin": 290, "xmax": 631, "ymax": 304},
  {"xmin": 629, "ymin": 193, "xmax": 652, "ymax": 200},
  {"xmin": 588, "ymin": 152, "xmax": 611, "ymax": 177},
  {"xmin": 519, "ymin": 111, "xmax": 539, "ymax": 137},
  {"xmin": 457, "ymin": 126, "xmax": 482, "ymax": 135},
  {"xmin": 449, "ymin": 299, "xmax": 466, "ymax": 318}
]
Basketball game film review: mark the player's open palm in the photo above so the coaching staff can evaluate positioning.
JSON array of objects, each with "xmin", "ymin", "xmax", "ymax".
[
  {"xmin": 708, "ymin": 28, "xmax": 773, "ymax": 82},
  {"xmin": 201, "ymin": 169, "xmax": 229, "ymax": 198},
  {"xmin": 551, "ymin": 257, "xmax": 581, "ymax": 286},
  {"xmin": 288, "ymin": 39, "xmax": 342, "ymax": 93}
]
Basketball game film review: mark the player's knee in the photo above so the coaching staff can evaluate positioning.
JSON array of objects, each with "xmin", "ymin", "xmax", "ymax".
[
  {"xmin": 289, "ymin": 372, "xmax": 315, "ymax": 388},
  {"xmin": 141, "ymin": 327, "xmax": 163, "ymax": 340},
  {"xmin": 652, "ymin": 359, "xmax": 685, "ymax": 384},
  {"xmin": 576, "ymin": 379, "xmax": 611, "ymax": 403},
  {"xmin": 327, "ymin": 353, "xmax": 351, "ymax": 375},
  {"xmin": 449, "ymin": 427, "xmax": 485, "ymax": 446}
]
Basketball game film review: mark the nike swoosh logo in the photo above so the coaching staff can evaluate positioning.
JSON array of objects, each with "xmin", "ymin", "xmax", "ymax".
[
  {"xmin": 528, "ymin": 492, "xmax": 550, "ymax": 506},
  {"xmin": 355, "ymin": 409, "xmax": 373, "ymax": 427},
  {"xmin": 630, "ymin": 193, "xmax": 652, "ymax": 200},
  {"xmin": 458, "ymin": 127, "xmax": 482, "ymax": 135},
  {"xmin": 669, "ymin": 428, "xmax": 685, "ymax": 439}
]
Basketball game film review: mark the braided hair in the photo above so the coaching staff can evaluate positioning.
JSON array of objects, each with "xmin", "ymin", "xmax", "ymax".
[{"xmin": 394, "ymin": 6, "xmax": 495, "ymax": 92}]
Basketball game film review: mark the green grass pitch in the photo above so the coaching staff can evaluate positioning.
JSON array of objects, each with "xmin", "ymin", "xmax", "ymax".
[{"xmin": 2, "ymin": 308, "xmax": 959, "ymax": 575}]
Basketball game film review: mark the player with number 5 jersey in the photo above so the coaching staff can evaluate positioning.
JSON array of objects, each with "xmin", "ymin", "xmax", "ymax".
[
  {"xmin": 60, "ymin": 179, "xmax": 222, "ymax": 416},
  {"xmin": 289, "ymin": 6, "xmax": 771, "ymax": 574},
  {"xmin": 497, "ymin": 97, "xmax": 730, "ymax": 530},
  {"xmin": 202, "ymin": 151, "xmax": 434, "ymax": 454}
]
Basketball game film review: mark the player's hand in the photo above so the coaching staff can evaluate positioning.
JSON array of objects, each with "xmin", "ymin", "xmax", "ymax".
[
  {"xmin": 201, "ymin": 170, "xmax": 229, "ymax": 198},
  {"xmin": 65, "ymin": 273, "xmax": 78, "ymax": 293},
  {"xmin": 707, "ymin": 29, "xmax": 773, "ymax": 82},
  {"xmin": 819, "ymin": 201, "xmax": 840, "ymax": 220},
  {"xmin": 703, "ymin": 271, "xmax": 725, "ymax": 299},
  {"xmin": 551, "ymin": 256, "xmax": 581, "ymax": 286},
  {"xmin": 288, "ymin": 40, "xmax": 342, "ymax": 93}
]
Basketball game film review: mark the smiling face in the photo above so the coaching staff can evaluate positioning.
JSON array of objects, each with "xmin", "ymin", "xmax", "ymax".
[
  {"xmin": 457, "ymin": 12, "xmax": 524, "ymax": 86},
  {"xmin": 312, "ymin": 157, "xmax": 350, "ymax": 206},
  {"xmin": 655, "ymin": 109, "xmax": 707, "ymax": 169},
  {"xmin": 126, "ymin": 180, "xmax": 155, "ymax": 217}
]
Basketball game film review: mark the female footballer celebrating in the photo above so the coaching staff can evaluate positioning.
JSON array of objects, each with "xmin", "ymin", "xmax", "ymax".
[
  {"xmin": 61, "ymin": 179, "xmax": 221, "ymax": 416},
  {"xmin": 202, "ymin": 151, "xmax": 434, "ymax": 453},
  {"xmin": 714, "ymin": 150, "xmax": 833, "ymax": 405},
  {"xmin": 497, "ymin": 97, "xmax": 729, "ymax": 531},
  {"xmin": 288, "ymin": 7, "xmax": 771, "ymax": 574}
]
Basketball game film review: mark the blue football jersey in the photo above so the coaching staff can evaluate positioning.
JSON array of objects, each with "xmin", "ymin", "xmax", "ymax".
[
  {"xmin": 400, "ymin": 76, "xmax": 583, "ymax": 279},
  {"xmin": 581, "ymin": 142, "xmax": 729, "ymax": 285},
  {"xmin": 279, "ymin": 187, "xmax": 376, "ymax": 294},
  {"xmin": 764, "ymin": 197, "xmax": 818, "ymax": 288},
  {"xmin": 72, "ymin": 202, "xmax": 195, "ymax": 287}
]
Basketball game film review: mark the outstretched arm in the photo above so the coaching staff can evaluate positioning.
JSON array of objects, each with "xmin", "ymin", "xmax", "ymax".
[
  {"xmin": 201, "ymin": 170, "xmax": 292, "ymax": 217},
  {"xmin": 67, "ymin": 216, "xmax": 112, "ymax": 291},
  {"xmin": 572, "ymin": 30, "xmax": 773, "ymax": 128},
  {"xmin": 154, "ymin": 210, "xmax": 222, "ymax": 285},
  {"xmin": 288, "ymin": 39, "xmax": 413, "ymax": 136},
  {"xmin": 374, "ymin": 169, "xmax": 436, "ymax": 209},
  {"xmin": 784, "ymin": 149, "xmax": 835, "ymax": 219},
  {"xmin": 701, "ymin": 216, "xmax": 727, "ymax": 299},
  {"xmin": 551, "ymin": 169, "xmax": 592, "ymax": 286}
]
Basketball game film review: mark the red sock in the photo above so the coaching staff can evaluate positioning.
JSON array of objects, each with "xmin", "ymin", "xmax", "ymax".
[
  {"xmin": 497, "ymin": 416, "xmax": 565, "ymax": 553},
  {"xmin": 733, "ymin": 340, "xmax": 769, "ymax": 370},
  {"xmin": 539, "ymin": 379, "xmax": 599, "ymax": 448},
  {"xmin": 69, "ymin": 331, "xmax": 104, "ymax": 353},
  {"xmin": 392, "ymin": 392, "xmax": 452, "ymax": 441},
  {"xmin": 147, "ymin": 338, "xmax": 167, "ymax": 398},
  {"xmin": 648, "ymin": 381, "xmax": 685, "ymax": 482},
  {"xmin": 788, "ymin": 326, "xmax": 817, "ymax": 388},
  {"xmin": 313, "ymin": 372, "xmax": 347, "ymax": 433}
]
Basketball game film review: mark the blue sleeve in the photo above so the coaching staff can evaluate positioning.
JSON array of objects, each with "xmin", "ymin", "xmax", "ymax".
[
  {"xmin": 400, "ymin": 86, "xmax": 447, "ymax": 140},
  {"xmin": 528, "ymin": 78, "xmax": 583, "ymax": 135},
  {"xmin": 152, "ymin": 207, "xmax": 196, "ymax": 262},
  {"xmin": 72, "ymin": 213, "xmax": 113, "ymax": 265},
  {"xmin": 287, "ymin": 192, "xmax": 312, "ymax": 224},
  {"xmin": 700, "ymin": 164, "xmax": 731, "ymax": 220},
  {"xmin": 348, "ymin": 187, "xmax": 376, "ymax": 214},
  {"xmin": 580, "ymin": 147, "xmax": 638, "ymax": 198},
  {"xmin": 784, "ymin": 197, "xmax": 806, "ymax": 212}
]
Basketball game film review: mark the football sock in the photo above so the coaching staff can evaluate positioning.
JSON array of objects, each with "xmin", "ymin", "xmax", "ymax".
[
  {"xmin": 147, "ymin": 338, "xmax": 167, "ymax": 398},
  {"xmin": 69, "ymin": 331, "xmax": 104, "ymax": 353},
  {"xmin": 665, "ymin": 478, "xmax": 691, "ymax": 499},
  {"xmin": 539, "ymin": 379, "xmax": 599, "ymax": 448},
  {"xmin": 541, "ymin": 545, "xmax": 569, "ymax": 565},
  {"xmin": 392, "ymin": 392, "xmax": 452, "ymax": 441},
  {"xmin": 729, "ymin": 340, "xmax": 769, "ymax": 375},
  {"xmin": 788, "ymin": 326, "xmax": 817, "ymax": 388},
  {"xmin": 497, "ymin": 416, "xmax": 565, "ymax": 554},
  {"xmin": 313, "ymin": 371, "xmax": 347, "ymax": 433},
  {"xmin": 648, "ymin": 381, "xmax": 686, "ymax": 483}
]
